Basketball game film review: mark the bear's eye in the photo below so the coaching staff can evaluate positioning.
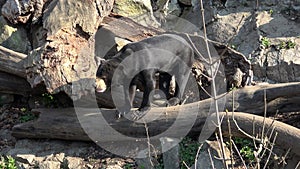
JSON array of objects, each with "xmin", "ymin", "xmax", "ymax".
[{"xmin": 101, "ymin": 76, "xmax": 107, "ymax": 81}]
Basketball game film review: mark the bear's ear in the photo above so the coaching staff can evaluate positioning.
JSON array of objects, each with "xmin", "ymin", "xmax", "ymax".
[{"xmin": 95, "ymin": 57, "xmax": 106, "ymax": 67}]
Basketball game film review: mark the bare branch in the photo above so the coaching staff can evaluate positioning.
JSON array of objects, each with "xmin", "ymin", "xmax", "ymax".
[{"xmin": 263, "ymin": 132, "xmax": 278, "ymax": 169}]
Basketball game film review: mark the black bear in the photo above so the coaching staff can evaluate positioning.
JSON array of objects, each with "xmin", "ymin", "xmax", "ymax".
[{"xmin": 95, "ymin": 34, "xmax": 195, "ymax": 116}]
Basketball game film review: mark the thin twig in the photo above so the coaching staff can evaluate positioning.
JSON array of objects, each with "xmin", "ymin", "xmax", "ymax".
[
  {"xmin": 194, "ymin": 143, "xmax": 204, "ymax": 169},
  {"xmin": 232, "ymin": 115, "xmax": 261, "ymax": 141},
  {"xmin": 226, "ymin": 110, "xmax": 234, "ymax": 169},
  {"xmin": 295, "ymin": 161, "xmax": 300, "ymax": 169},
  {"xmin": 263, "ymin": 132, "xmax": 278, "ymax": 169},
  {"xmin": 208, "ymin": 148, "xmax": 216, "ymax": 169},
  {"xmin": 279, "ymin": 148, "xmax": 290, "ymax": 169},
  {"xmin": 199, "ymin": 84, "xmax": 213, "ymax": 98},
  {"xmin": 260, "ymin": 126, "xmax": 275, "ymax": 159},
  {"xmin": 231, "ymin": 140, "xmax": 247, "ymax": 168},
  {"xmin": 143, "ymin": 120, "xmax": 154, "ymax": 167},
  {"xmin": 261, "ymin": 89, "xmax": 267, "ymax": 143},
  {"xmin": 198, "ymin": 1, "xmax": 228, "ymax": 167},
  {"xmin": 211, "ymin": 60, "xmax": 222, "ymax": 80},
  {"xmin": 183, "ymin": 161, "xmax": 190, "ymax": 169},
  {"xmin": 252, "ymin": 117, "xmax": 258, "ymax": 149},
  {"xmin": 185, "ymin": 34, "xmax": 209, "ymax": 63}
]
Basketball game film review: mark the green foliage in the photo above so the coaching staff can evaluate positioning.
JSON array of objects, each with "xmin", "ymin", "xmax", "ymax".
[
  {"xmin": 268, "ymin": 9, "xmax": 274, "ymax": 15},
  {"xmin": 234, "ymin": 137, "xmax": 255, "ymax": 162},
  {"xmin": 42, "ymin": 93, "xmax": 58, "ymax": 107},
  {"xmin": 151, "ymin": 137, "xmax": 200, "ymax": 169},
  {"xmin": 261, "ymin": 37, "xmax": 271, "ymax": 48},
  {"xmin": 179, "ymin": 137, "xmax": 201, "ymax": 169},
  {"xmin": 278, "ymin": 40, "xmax": 296, "ymax": 49},
  {"xmin": 19, "ymin": 108, "xmax": 38, "ymax": 123},
  {"xmin": 0, "ymin": 156, "xmax": 17, "ymax": 169},
  {"xmin": 123, "ymin": 163, "xmax": 135, "ymax": 169}
]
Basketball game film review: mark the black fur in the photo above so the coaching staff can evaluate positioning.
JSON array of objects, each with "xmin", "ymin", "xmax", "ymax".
[{"xmin": 96, "ymin": 34, "xmax": 195, "ymax": 114}]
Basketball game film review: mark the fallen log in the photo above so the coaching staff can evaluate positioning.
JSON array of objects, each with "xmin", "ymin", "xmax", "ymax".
[
  {"xmin": 0, "ymin": 71, "xmax": 31, "ymax": 96},
  {"xmin": 102, "ymin": 14, "xmax": 164, "ymax": 42},
  {"xmin": 12, "ymin": 82, "xmax": 300, "ymax": 156},
  {"xmin": 0, "ymin": 46, "xmax": 27, "ymax": 78},
  {"xmin": 12, "ymin": 109, "xmax": 300, "ymax": 156}
]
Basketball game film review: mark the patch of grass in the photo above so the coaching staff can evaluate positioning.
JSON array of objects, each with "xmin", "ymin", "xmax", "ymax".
[
  {"xmin": 234, "ymin": 137, "xmax": 255, "ymax": 162},
  {"xmin": 179, "ymin": 137, "xmax": 201, "ymax": 168},
  {"xmin": 287, "ymin": 40, "xmax": 296, "ymax": 49},
  {"xmin": 19, "ymin": 109, "xmax": 38, "ymax": 123},
  {"xmin": 152, "ymin": 137, "xmax": 200, "ymax": 169},
  {"xmin": 261, "ymin": 37, "xmax": 271, "ymax": 48},
  {"xmin": 0, "ymin": 156, "xmax": 17, "ymax": 169},
  {"xmin": 123, "ymin": 163, "xmax": 135, "ymax": 169},
  {"xmin": 278, "ymin": 40, "xmax": 296, "ymax": 50}
]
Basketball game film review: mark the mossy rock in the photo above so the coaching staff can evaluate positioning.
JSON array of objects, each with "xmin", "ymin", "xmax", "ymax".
[
  {"xmin": 0, "ymin": 16, "xmax": 30, "ymax": 54},
  {"xmin": 113, "ymin": 0, "xmax": 152, "ymax": 17}
]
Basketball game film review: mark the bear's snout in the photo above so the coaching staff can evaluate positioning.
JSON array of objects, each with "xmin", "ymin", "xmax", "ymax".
[{"xmin": 95, "ymin": 78, "xmax": 107, "ymax": 92}]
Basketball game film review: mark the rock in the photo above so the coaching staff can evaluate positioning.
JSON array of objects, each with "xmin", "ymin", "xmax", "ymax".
[
  {"xmin": 0, "ymin": 16, "xmax": 31, "ymax": 53},
  {"xmin": 1, "ymin": 0, "xmax": 45, "ymax": 24},
  {"xmin": 65, "ymin": 157, "xmax": 84, "ymax": 169},
  {"xmin": 1, "ymin": 0, "xmax": 33, "ymax": 24},
  {"xmin": 32, "ymin": 157, "xmax": 45, "ymax": 164},
  {"xmin": 86, "ymin": 163, "xmax": 93, "ymax": 169},
  {"xmin": 39, "ymin": 161, "xmax": 61, "ymax": 169},
  {"xmin": 113, "ymin": 0, "xmax": 160, "ymax": 27},
  {"xmin": 55, "ymin": 153, "xmax": 65, "ymax": 163},
  {"xmin": 103, "ymin": 158, "xmax": 126, "ymax": 169},
  {"xmin": 42, "ymin": 0, "xmax": 101, "ymax": 36},
  {"xmin": 186, "ymin": 0, "xmax": 300, "ymax": 83},
  {"xmin": 16, "ymin": 161, "xmax": 29, "ymax": 169},
  {"xmin": 251, "ymin": 11, "xmax": 300, "ymax": 83},
  {"xmin": 15, "ymin": 154, "xmax": 35, "ymax": 165}
]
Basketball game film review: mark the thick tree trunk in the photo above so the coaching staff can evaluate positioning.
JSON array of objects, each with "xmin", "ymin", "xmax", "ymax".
[
  {"xmin": 12, "ymin": 82, "xmax": 300, "ymax": 156},
  {"xmin": 12, "ymin": 110, "xmax": 300, "ymax": 157}
]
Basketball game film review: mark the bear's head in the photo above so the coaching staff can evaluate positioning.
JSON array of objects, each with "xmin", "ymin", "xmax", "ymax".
[{"xmin": 95, "ymin": 59, "xmax": 120, "ymax": 93}]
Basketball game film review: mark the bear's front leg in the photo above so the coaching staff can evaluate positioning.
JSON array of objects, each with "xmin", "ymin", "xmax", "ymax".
[
  {"xmin": 112, "ymin": 83, "xmax": 132, "ymax": 119},
  {"xmin": 132, "ymin": 71, "xmax": 156, "ymax": 120}
]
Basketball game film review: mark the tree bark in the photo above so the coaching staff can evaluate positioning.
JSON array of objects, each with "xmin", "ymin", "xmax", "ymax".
[
  {"xmin": 0, "ymin": 71, "xmax": 31, "ymax": 96},
  {"xmin": 12, "ymin": 82, "xmax": 300, "ymax": 156},
  {"xmin": 12, "ymin": 109, "xmax": 300, "ymax": 157},
  {"xmin": 0, "ymin": 46, "xmax": 27, "ymax": 78}
]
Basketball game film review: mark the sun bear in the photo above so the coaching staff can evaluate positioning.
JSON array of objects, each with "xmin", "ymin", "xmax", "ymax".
[{"xmin": 96, "ymin": 34, "xmax": 196, "ymax": 116}]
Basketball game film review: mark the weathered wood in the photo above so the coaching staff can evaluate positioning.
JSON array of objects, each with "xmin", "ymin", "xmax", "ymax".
[
  {"xmin": 102, "ymin": 14, "xmax": 164, "ymax": 42},
  {"xmin": 227, "ymin": 82, "xmax": 300, "ymax": 114},
  {"xmin": 0, "ymin": 71, "xmax": 31, "ymax": 96},
  {"xmin": 12, "ymin": 108, "xmax": 300, "ymax": 156},
  {"xmin": 24, "ymin": 0, "xmax": 115, "ymax": 99},
  {"xmin": 12, "ymin": 83, "xmax": 300, "ymax": 156},
  {"xmin": 0, "ymin": 46, "xmax": 27, "ymax": 78}
]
